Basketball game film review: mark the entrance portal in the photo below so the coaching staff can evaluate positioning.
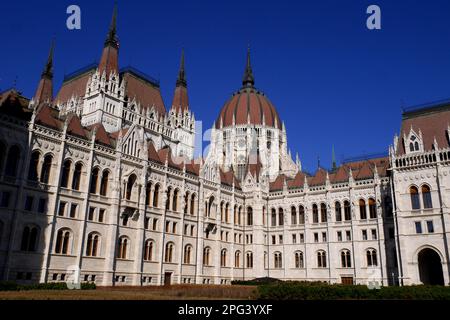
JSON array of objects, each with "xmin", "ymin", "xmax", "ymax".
[
  {"xmin": 418, "ymin": 248, "xmax": 444, "ymax": 285},
  {"xmin": 164, "ymin": 272, "xmax": 172, "ymax": 286}
]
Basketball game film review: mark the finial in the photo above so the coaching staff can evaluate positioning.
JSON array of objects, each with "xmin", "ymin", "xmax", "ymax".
[
  {"xmin": 242, "ymin": 45, "xmax": 255, "ymax": 88},
  {"xmin": 105, "ymin": 2, "xmax": 119, "ymax": 48},
  {"xmin": 176, "ymin": 48, "xmax": 187, "ymax": 87}
]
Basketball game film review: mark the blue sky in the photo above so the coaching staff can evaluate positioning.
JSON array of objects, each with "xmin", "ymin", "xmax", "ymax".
[{"xmin": 2, "ymin": 0, "xmax": 450, "ymax": 172}]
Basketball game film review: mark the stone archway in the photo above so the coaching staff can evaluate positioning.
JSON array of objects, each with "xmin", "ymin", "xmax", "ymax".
[{"xmin": 418, "ymin": 248, "xmax": 444, "ymax": 285}]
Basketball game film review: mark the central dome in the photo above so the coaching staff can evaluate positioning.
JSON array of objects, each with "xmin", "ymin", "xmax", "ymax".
[
  {"xmin": 215, "ymin": 47, "xmax": 281, "ymax": 129},
  {"xmin": 215, "ymin": 87, "xmax": 281, "ymax": 129}
]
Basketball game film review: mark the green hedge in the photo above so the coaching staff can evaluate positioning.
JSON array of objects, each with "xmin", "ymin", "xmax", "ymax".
[
  {"xmin": 0, "ymin": 281, "xmax": 96, "ymax": 291},
  {"xmin": 257, "ymin": 283, "xmax": 450, "ymax": 300}
]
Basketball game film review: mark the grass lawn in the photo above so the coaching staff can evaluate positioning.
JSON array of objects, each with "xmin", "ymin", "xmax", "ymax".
[{"xmin": 0, "ymin": 284, "xmax": 258, "ymax": 300}]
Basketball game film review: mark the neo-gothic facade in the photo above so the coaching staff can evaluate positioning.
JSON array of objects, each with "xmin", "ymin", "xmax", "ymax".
[{"xmin": 0, "ymin": 7, "xmax": 449, "ymax": 287}]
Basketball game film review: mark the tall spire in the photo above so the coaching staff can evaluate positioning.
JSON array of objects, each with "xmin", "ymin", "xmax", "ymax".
[
  {"xmin": 171, "ymin": 49, "xmax": 189, "ymax": 113},
  {"xmin": 176, "ymin": 48, "xmax": 187, "ymax": 87},
  {"xmin": 105, "ymin": 2, "xmax": 118, "ymax": 48},
  {"xmin": 332, "ymin": 145, "xmax": 337, "ymax": 170},
  {"xmin": 242, "ymin": 45, "xmax": 255, "ymax": 88},
  {"xmin": 98, "ymin": 3, "xmax": 119, "ymax": 76},
  {"xmin": 42, "ymin": 39, "xmax": 54, "ymax": 78},
  {"xmin": 33, "ymin": 40, "xmax": 54, "ymax": 105}
]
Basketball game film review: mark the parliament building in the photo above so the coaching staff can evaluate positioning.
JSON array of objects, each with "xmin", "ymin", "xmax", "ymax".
[{"xmin": 0, "ymin": 7, "xmax": 449, "ymax": 287}]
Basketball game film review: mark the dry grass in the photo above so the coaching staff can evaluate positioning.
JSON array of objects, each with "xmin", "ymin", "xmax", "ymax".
[{"xmin": 0, "ymin": 284, "xmax": 258, "ymax": 300}]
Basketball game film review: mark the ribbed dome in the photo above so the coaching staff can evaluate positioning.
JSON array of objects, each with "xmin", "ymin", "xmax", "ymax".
[{"xmin": 216, "ymin": 87, "xmax": 281, "ymax": 129}]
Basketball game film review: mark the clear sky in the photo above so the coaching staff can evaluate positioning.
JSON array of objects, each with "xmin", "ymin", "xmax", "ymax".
[{"xmin": 2, "ymin": 0, "xmax": 450, "ymax": 172}]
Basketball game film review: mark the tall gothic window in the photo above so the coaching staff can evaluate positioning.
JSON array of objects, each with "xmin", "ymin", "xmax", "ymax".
[
  {"xmin": 422, "ymin": 185, "xmax": 432, "ymax": 209},
  {"xmin": 28, "ymin": 151, "xmax": 40, "ymax": 181},
  {"xmin": 126, "ymin": 174, "xmax": 136, "ymax": 200},
  {"xmin": 335, "ymin": 201, "xmax": 342, "ymax": 222},
  {"xmin": 291, "ymin": 206, "xmax": 297, "ymax": 225},
  {"xmin": 86, "ymin": 233, "xmax": 100, "ymax": 257},
  {"xmin": 144, "ymin": 240, "xmax": 154, "ymax": 261},
  {"xmin": 312, "ymin": 204, "xmax": 319, "ymax": 223},
  {"xmin": 55, "ymin": 228, "xmax": 71, "ymax": 255},
  {"xmin": 90, "ymin": 168, "xmax": 99, "ymax": 194},
  {"xmin": 72, "ymin": 162, "xmax": 82, "ymax": 190},
  {"xmin": 117, "ymin": 237, "xmax": 129, "ymax": 259},
  {"xmin": 295, "ymin": 251, "xmax": 304, "ymax": 268},
  {"xmin": 410, "ymin": 186, "xmax": 420, "ymax": 210},
  {"xmin": 367, "ymin": 248, "xmax": 378, "ymax": 267},
  {"xmin": 4, "ymin": 145, "xmax": 20, "ymax": 178},
  {"xmin": 317, "ymin": 250, "xmax": 327, "ymax": 268},
  {"xmin": 21, "ymin": 226, "xmax": 38, "ymax": 252},
  {"xmin": 320, "ymin": 203, "xmax": 327, "ymax": 222},
  {"xmin": 61, "ymin": 160, "xmax": 71, "ymax": 188},
  {"xmin": 341, "ymin": 250, "xmax": 351, "ymax": 268},
  {"xmin": 184, "ymin": 245, "xmax": 192, "ymax": 264},
  {"xmin": 369, "ymin": 198, "xmax": 377, "ymax": 219},
  {"xmin": 40, "ymin": 154, "xmax": 52, "ymax": 184},
  {"xmin": 359, "ymin": 199, "xmax": 367, "ymax": 219},
  {"xmin": 100, "ymin": 170, "xmax": 109, "ymax": 196},
  {"xmin": 278, "ymin": 208, "xmax": 283, "ymax": 226},
  {"xmin": 298, "ymin": 205, "xmax": 305, "ymax": 224},
  {"xmin": 344, "ymin": 200, "xmax": 352, "ymax": 220}
]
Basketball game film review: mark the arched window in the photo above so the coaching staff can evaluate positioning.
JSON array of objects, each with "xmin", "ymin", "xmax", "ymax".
[
  {"xmin": 28, "ymin": 151, "xmax": 40, "ymax": 181},
  {"xmin": 145, "ymin": 182, "xmax": 152, "ymax": 206},
  {"xmin": 422, "ymin": 185, "xmax": 432, "ymax": 209},
  {"xmin": 320, "ymin": 203, "xmax": 327, "ymax": 222},
  {"xmin": 366, "ymin": 249, "xmax": 378, "ymax": 267},
  {"xmin": 90, "ymin": 168, "xmax": 99, "ymax": 194},
  {"xmin": 40, "ymin": 154, "xmax": 52, "ymax": 184},
  {"xmin": 86, "ymin": 232, "xmax": 100, "ymax": 257},
  {"xmin": 61, "ymin": 160, "xmax": 71, "ymax": 188},
  {"xmin": 317, "ymin": 250, "xmax": 327, "ymax": 268},
  {"xmin": 246, "ymin": 252, "xmax": 253, "ymax": 268},
  {"xmin": 203, "ymin": 247, "xmax": 211, "ymax": 266},
  {"xmin": 166, "ymin": 187, "xmax": 172, "ymax": 210},
  {"xmin": 359, "ymin": 199, "xmax": 367, "ymax": 220},
  {"xmin": 295, "ymin": 251, "xmax": 304, "ymax": 268},
  {"xmin": 144, "ymin": 240, "xmax": 154, "ymax": 261},
  {"xmin": 410, "ymin": 186, "xmax": 420, "ymax": 210},
  {"xmin": 55, "ymin": 228, "xmax": 71, "ymax": 255},
  {"xmin": 4, "ymin": 145, "xmax": 20, "ymax": 177},
  {"xmin": 190, "ymin": 194, "xmax": 196, "ymax": 215},
  {"xmin": 368, "ymin": 198, "xmax": 377, "ymax": 219},
  {"xmin": 153, "ymin": 184, "xmax": 160, "ymax": 207},
  {"xmin": 247, "ymin": 207, "xmax": 253, "ymax": 226},
  {"xmin": 183, "ymin": 192, "xmax": 189, "ymax": 214},
  {"xmin": 291, "ymin": 206, "xmax": 297, "ymax": 225},
  {"xmin": 100, "ymin": 170, "xmax": 109, "ymax": 196},
  {"xmin": 117, "ymin": 237, "xmax": 129, "ymax": 259},
  {"xmin": 183, "ymin": 245, "xmax": 192, "ymax": 264},
  {"xmin": 21, "ymin": 226, "xmax": 38, "ymax": 252},
  {"xmin": 72, "ymin": 162, "xmax": 83, "ymax": 190},
  {"xmin": 341, "ymin": 250, "xmax": 351, "ymax": 268},
  {"xmin": 235, "ymin": 251, "xmax": 241, "ymax": 267},
  {"xmin": 165, "ymin": 242, "xmax": 174, "ymax": 262},
  {"xmin": 221, "ymin": 249, "xmax": 227, "ymax": 267},
  {"xmin": 344, "ymin": 200, "xmax": 351, "ymax": 220},
  {"xmin": 126, "ymin": 174, "xmax": 136, "ymax": 200},
  {"xmin": 172, "ymin": 189, "xmax": 179, "ymax": 212},
  {"xmin": 298, "ymin": 205, "xmax": 305, "ymax": 224},
  {"xmin": 312, "ymin": 204, "xmax": 319, "ymax": 223},
  {"xmin": 335, "ymin": 201, "xmax": 342, "ymax": 221},
  {"xmin": 225, "ymin": 203, "xmax": 229, "ymax": 223},
  {"xmin": 274, "ymin": 252, "xmax": 282, "ymax": 268},
  {"xmin": 278, "ymin": 208, "xmax": 284, "ymax": 226},
  {"xmin": 271, "ymin": 208, "xmax": 277, "ymax": 226}
]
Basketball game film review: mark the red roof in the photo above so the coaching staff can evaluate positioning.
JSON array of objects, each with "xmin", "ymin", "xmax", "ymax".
[
  {"xmin": 98, "ymin": 45, "xmax": 119, "ymax": 76},
  {"xmin": 67, "ymin": 114, "xmax": 87, "ymax": 138},
  {"xmin": 55, "ymin": 71, "xmax": 93, "ymax": 106},
  {"xmin": 216, "ymin": 87, "xmax": 281, "ymax": 129},
  {"xmin": 123, "ymin": 72, "xmax": 166, "ymax": 116},
  {"xmin": 398, "ymin": 105, "xmax": 450, "ymax": 155},
  {"xmin": 171, "ymin": 85, "xmax": 189, "ymax": 113},
  {"xmin": 35, "ymin": 104, "xmax": 62, "ymax": 129}
]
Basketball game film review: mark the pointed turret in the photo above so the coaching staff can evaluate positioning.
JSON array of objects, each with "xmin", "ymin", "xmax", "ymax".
[
  {"xmin": 171, "ymin": 49, "xmax": 189, "ymax": 113},
  {"xmin": 33, "ymin": 40, "xmax": 55, "ymax": 105},
  {"xmin": 242, "ymin": 46, "xmax": 255, "ymax": 88},
  {"xmin": 331, "ymin": 145, "xmax": 337, "ymax": 171},
  {"xmin": 98, "ymin": 4, "xmax": 119, "ymax": 76}
]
